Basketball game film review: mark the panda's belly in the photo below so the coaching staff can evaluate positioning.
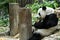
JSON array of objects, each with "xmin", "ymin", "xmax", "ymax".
[{"xmin": 34, "ymin": 26, "xmax": 57, "ymax": 36}]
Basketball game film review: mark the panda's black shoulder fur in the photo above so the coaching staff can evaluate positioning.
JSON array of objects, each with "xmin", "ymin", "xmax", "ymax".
[{"xmin": 34, "ymin": 14, "xmax": 58, "ymax": 29}]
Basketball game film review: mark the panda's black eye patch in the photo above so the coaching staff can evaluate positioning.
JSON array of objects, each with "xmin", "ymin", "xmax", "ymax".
[{"xmin": 39, "ymin": 13, "xmax": 41, "ymax": 16}]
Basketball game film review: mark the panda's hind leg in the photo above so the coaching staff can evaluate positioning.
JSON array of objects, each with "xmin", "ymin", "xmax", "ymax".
[{"xmin": 28, "ymin": 33, "xmax": 44, "ymax": 40}]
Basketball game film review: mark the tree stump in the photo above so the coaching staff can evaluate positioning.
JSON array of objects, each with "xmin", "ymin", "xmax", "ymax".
[
  {"xmin": 19, "ymin": 8, "xmax": 32, "ymax": 40},
  {"xmin": 9, "ymin": 3, "xmax": 19, "ymax": 36}
]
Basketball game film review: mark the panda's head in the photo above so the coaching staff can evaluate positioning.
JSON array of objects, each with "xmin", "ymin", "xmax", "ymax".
[
  {"xmin": 37, "ymin": 6, "xmax": 47, "ymax": 19},
  {"xmin": 37, "ymin": 6, "xmax": 55, "ymax": 19}
]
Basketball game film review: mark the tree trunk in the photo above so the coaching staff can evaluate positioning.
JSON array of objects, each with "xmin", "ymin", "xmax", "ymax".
[
  {"xmin": 17, "ymin": 0, "xmax": 34, "ymax": 7},
  {"xmin": 19, "ymin": 8, "xmax": 32, "ymax": 40},
  {"xmin": 9, "ymin": 3, "xmax": 19, "ymax": 36}
]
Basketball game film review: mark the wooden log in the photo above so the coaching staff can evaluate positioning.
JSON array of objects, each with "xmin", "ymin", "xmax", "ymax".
[
  {"xmin": 9, "ymin": 3, "xmax": 19, "ymax": 36},
  {"xmin": 19, "ymin": 8, "xmax": 32, "ymax": 40}
]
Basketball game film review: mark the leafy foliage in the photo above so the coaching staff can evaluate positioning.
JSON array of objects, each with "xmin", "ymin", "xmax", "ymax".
[
  {"xmin": 26, "ymin": 1, "xmax": 58, "ymax": 13},
  {"xmin": 0, "ymin": 0, "xmax": 17, "ymax": 27},
  {"xmin": 43, "ymin": 1, "xmax": 58, "ymax": 9},
  {"xmin": 0, "ymin": 0, "xmax": 59, "ymax": 26}
]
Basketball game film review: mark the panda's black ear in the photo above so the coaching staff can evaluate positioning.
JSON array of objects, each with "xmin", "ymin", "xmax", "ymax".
[{"xmin": 42, "ymin": 6, "xmax": 46, "ymax": 10}]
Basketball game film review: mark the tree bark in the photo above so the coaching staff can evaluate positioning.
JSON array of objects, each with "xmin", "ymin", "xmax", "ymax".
[
  {"xmin": 9, "ymin": 3, "xmax": 19, "ymax": 36},
  {"xmin": 17, "ymin": 0, "xmax": 34, "ymax": 7},
  {"xmin": 19, "ymin": 8, "xmax": 32, "ymax": 40}
]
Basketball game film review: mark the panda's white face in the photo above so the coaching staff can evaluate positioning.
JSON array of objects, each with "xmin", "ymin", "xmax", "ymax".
[{"xmin": 37, "ymin": 8, "xmax": 47, "ymax": 19}]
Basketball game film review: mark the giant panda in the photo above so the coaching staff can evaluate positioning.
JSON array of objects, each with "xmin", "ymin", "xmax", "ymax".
[{"xmin": 29, "ymin": 6, "xmax": 58, "ymax": 40}]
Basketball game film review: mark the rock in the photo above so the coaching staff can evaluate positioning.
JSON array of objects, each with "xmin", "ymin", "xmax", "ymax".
[
  {"xmin": 56, "ymin": 7, "xmax": 60, "ymax": 10},
  {"xmin": 42, "ymin": 31, "xmax": 60, "ymax": 40}
]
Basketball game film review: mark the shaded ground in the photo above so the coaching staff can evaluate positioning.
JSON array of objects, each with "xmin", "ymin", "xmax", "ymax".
[
  {"xmin": 0, "ymin": 36, "xmax": 19, "ymax": 40},
  {"xmin": 0, "ymin": 21, "xmax": 60, "ymax": 40}
]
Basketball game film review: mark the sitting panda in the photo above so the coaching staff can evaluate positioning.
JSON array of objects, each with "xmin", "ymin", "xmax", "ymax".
[{"xmin": 29, "ymin": 6, "xmax": 58, "ymax": 40}]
